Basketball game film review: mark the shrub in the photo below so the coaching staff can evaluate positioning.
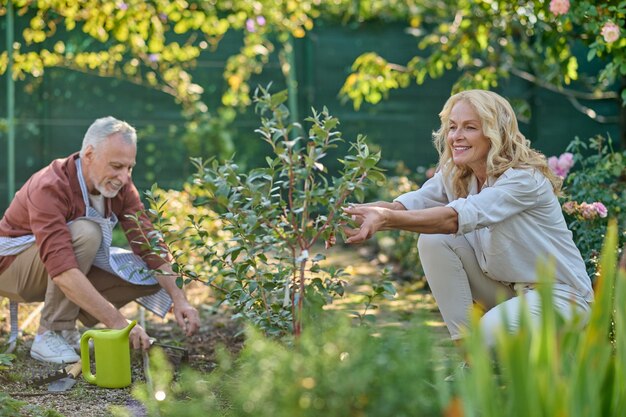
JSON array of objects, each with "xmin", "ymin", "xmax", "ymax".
[
  {"xmin": 556, "ymin": 135, "xmax": 626, "ymax": 278},
  {"xmin": 139, "ymin": 183, "xmax": 232, "ymax": 292},
  {"xmin": 142, "ymin": 86, "xmax": 385, "ymax": 337},
  {"xmin": 116, "ymin": 313, "xmax": 454, "ymax": 417}
]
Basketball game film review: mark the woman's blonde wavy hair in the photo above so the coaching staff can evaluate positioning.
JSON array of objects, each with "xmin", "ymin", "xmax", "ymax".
[{"xmin": 432, "ymin": 89, "xmax": 561, "ymax": 198}]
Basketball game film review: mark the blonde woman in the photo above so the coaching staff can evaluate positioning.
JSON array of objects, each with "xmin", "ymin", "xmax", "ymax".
[{"xmin": 344, "ymin": 90, "xmax": 593, "ymax": 345}]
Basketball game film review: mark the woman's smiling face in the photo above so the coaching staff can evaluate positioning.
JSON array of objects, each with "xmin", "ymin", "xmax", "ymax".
[{"xmin": 447, "ymin": 100, "xmax": 491, "ymax": 179}]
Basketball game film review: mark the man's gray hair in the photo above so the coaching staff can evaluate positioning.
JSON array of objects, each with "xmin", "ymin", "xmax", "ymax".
[{"xmin": 80, "ymin": 116, "xmax": 137, "ymax": 157}]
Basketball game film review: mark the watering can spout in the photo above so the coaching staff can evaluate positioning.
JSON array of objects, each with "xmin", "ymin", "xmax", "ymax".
[{"xmin": 122, "ymin": 320, "xmax": 137, "ymax": 337}]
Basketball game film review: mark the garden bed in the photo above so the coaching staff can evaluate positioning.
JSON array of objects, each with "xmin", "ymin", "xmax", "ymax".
[{"xmin": 0, "ymin": 245, "xmax": 444, "ymax": 416}]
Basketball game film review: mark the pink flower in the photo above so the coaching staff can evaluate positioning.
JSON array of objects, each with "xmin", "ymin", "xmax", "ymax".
[
  {"xmin": 548, "ymin": 152, "xmax": 574, "ymax": 178},
  {"xmin": 549, "ymin": 0, "xmax": 570, "ymax": 16},
  {"xmin": 562, "ymin": 201, "xmax": 577, "ymax": 215},
  {"xmin": 593, "ymin": 202, "xmax": 608, "ymax": 218},
  {"xmin": 246, "ymin": 18, "xmax": 256, "ymax": 32},
  {"xmin": 601, "ymin": 22, "xmax": 620, "ymax": 44},
  {"xmin": 580, "ymin": 202, "xmax": 597, "ymax": 220},
  {"xmin": 548, "ymin": 156, "xmax": 559, "ymax": 172},
  {"xmin": 564, "ymin": 201, "xmax": 609, "ymax": 220}
]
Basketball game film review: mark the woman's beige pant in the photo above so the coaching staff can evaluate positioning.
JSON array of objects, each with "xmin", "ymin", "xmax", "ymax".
[
  {"xmin": 418, "ymin": 233, "xmax": 591, "ymax": 346},
  {"xmin": 0, "ymin": 220, "xmax": 159, "ymax": 331}
]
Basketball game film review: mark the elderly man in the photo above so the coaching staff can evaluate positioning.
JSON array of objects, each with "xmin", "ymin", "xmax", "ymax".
[{"xmin": 0, "ymin": 116, "xmax": 200, "ymax": 363}]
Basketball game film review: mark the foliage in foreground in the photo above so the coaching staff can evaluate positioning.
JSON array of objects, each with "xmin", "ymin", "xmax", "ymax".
[
  {"xmin": 120, "ymin": 222, "xmax": 625, "ymax": 417},
  {"xmin": 0, "ymin": 392, "xmax": 63, "ymax": 417},
  {"xmin": 460, "ymin": 220, "xmax": 626, "ymax": 417},
  {"xmin": 557, "ymin": 135, "xmax": 626, "ymax": 278},
  {"xmin": 143, "ymin": 87, "xmax": 385, "ymax": 337},
  {"xmin": 116, "ymin": 314, "xmax": 452, "ymax": 417}
]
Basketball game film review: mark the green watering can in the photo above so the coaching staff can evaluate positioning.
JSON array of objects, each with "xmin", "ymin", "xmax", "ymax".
[{"xmin": 80, "ymin": 320, "xmax": 136, "ymax": 389}]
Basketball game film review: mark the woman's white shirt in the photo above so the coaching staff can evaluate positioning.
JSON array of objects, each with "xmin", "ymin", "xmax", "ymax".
[{"xmin": 394, "ymin": 168, "xmax": 593, "ymax": 302}]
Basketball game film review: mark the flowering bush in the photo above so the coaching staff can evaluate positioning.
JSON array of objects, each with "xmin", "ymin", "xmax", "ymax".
[
  {"xmin": 340, "ymin": 1, "xmax": 626, "ymax": 112},
  {"xmin": 601, "ymin": 21, "xmax": 621, "ymax": 44},
  {"xmin": 562, "ymin": 201, "xmax": 608, "ymax": 221},
  {"xmin": 549, "ymin": 0, "xmax": 570, "ymax": 16},
  {"xmin": 548, "ymin": 152, "xmax": 574, "ymax": 178},
  {"xmin": 551, "ymin": 136, "xmax": 626, "ymax": 278}
]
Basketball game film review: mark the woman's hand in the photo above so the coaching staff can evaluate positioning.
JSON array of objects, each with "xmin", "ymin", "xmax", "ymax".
[{"xmin": 342, "ymin": 205, "xmax": 388, "ymax": 244}]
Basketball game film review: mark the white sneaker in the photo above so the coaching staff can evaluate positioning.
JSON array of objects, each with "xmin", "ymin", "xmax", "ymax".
[
  {"xmin": 30, "ymin": 331, "xmax": 80, "ymax": 364},
  {"xmin": 61, "ymin": 329, "xmax": 82, "ymax": 352}
]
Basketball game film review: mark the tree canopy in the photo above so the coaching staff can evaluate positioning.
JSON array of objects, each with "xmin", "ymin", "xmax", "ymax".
[
  {"xmin": 1, "ymin": 0, "xmax": 624, "ymax": 136},
  {"xmin": 339, "ymin": 0, "xmax": 625, "ymax": 137}
]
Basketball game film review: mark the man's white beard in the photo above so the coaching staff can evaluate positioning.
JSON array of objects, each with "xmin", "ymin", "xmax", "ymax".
[
  {"xmin": 90, "ymin": 173, "xmax": 121, "ymax": 198},
  {"xmin": 96, "ymin": 185, "xmax": 120, "ymax": 199}
]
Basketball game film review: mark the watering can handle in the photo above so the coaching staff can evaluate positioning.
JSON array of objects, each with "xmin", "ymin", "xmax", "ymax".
[{"xmin": 80, "ymin": 331, "xmax": 96, "ymax": 384}]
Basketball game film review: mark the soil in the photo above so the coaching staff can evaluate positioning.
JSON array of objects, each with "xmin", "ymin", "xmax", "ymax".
[{"xmin": 0, "ymin": 245, "xmax": 447, "ymax": 416}]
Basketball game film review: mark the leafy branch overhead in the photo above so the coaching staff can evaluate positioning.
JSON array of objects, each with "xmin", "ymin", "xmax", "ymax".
[
  {"xmin": 340, "ymin": 0, "xmax": 625, "ymax": 121},
  {"xmin": 4, "ymin": 1, "xmax": 622, "ymax": 121},
  {"xmin": 0, "ymin": 0, "xmax": 319, "ymax": 112}
]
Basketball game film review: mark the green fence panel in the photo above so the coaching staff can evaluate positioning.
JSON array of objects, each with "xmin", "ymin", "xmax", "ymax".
[{"xmin": 0, "ymin": 20, "xmax": 621, "ymax": 213}]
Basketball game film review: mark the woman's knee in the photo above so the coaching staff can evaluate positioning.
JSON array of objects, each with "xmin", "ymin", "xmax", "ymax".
[
  {"xmin": 479, "ymin": 309, "xmax": 505, "ymax": 347},
  {"xmin": 417, "ymin": 233, "xmax": 449, "ymax": 256}
]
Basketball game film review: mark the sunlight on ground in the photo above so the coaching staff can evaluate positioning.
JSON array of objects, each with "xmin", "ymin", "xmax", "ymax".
[
  {"xmin": 321, "ymin": 245, "xmax": 451, "ymax": 340},
  {"xmin": 1, "ymin": 244, "xmax": 451, "ymax": 350}
]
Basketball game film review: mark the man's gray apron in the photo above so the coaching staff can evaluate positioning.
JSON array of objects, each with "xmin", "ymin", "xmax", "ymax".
[{"xmin": 0, "ymin": 158, "xmax": 172, "ymax": 349}]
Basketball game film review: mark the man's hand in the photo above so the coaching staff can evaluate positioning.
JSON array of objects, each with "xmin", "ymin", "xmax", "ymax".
[
  {"xmin": 153, "ymin": 264, "xmax": 201, "ymax": 337},
  {"xmin": 173, "ymin": 301, "xmax": 200, "ymax": 336},
  {"xmin": 129, "ymin": 323, "xmax": 152, "ymax": 351}
]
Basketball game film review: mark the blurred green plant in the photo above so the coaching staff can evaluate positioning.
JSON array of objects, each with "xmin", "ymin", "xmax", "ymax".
[
  {"xmin": 0, "ymin": 0, "xmax": 413, "ymax": 113},
  {"xmin": 557, "ymin": 135, "xmax": 626, "ymax": 278},
  {"xmin": 0, "ymin": 354, "xmax": 15, "ymax": 371},
  {"xmin": 142, "ymin": 86, "xmax": 385, "ymax": 337},
  {"xmin": 351, "ymin": 267, "xmax": 396, "ymax": 326},
  {"xmin": 7, "ymin": 1, "xmax": 622, "ymax": 120},
  {"xmin": 139, "ymin": 182, "xmax": 232, "ymax": 293},
  {"xmin": 459, "ymin": 220, "xmax": 625, "ymax": 416},
  {"xmin": 116, "ymin": 313, "xmax": 453, "ymax": 417},
  {"xmin": 118, "ymin": 191, "xmax": 626, "ymax": 417},
  {"xmin": 0, "ymin": 0, "xmax": 319, "ymax": 111},
  {"xmin": 0, "ymin": 392, "xmax": 63, "ymax": 417}
]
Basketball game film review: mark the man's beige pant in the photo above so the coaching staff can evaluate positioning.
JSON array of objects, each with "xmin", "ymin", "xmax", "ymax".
[{"xmin": 0, "ymin": 220, "xmax": 159, "ymax": 331}]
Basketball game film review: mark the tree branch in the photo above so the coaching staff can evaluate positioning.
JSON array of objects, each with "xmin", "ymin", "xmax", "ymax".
[
  {"xmin": 566, "ymin": 96, "xmax": 620, "ymax": 124},
  {"xmin": 510, "ymin": 67, "xmax": 619, "ymax": 101}
]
